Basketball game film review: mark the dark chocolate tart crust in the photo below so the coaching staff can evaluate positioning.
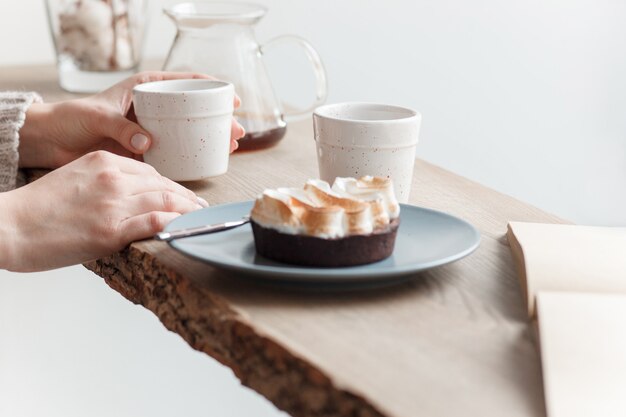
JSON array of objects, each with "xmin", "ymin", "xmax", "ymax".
[{"xmin": 250, "ymin": 218, "xmax": 400, "ymax": 267}]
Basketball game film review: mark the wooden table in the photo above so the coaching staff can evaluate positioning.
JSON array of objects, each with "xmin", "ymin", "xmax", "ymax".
[{"xmin": 1, "ymin": 64, "xmax": 565, "ymax": 417}]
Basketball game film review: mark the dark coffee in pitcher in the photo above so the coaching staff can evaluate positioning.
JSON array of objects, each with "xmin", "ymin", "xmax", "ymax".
[
  {"xmin": 236, "ymin": 125, "xmax": 287, "ymax": 151},
  {"xmin": 234, "ymin": 115, "xmax": 287, "ymax": 151}
]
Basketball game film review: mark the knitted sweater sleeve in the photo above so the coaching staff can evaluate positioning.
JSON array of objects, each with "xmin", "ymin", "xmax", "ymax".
[{"xmin": 0, "ymin": 92, "xmax": 42, "ymax": 192}]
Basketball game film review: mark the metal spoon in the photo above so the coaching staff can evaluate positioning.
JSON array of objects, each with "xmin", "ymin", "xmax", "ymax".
[{"xmin": 155, "ymin": 215, "xmax": 250, "ymax": 242}]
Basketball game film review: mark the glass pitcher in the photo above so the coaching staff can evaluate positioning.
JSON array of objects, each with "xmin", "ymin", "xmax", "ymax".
[{"xmin": 163, "ymin": 2, "xmax": 328, "ymax": 151}]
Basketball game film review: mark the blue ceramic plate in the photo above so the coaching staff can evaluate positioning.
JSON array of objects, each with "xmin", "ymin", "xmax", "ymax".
[{"xmin": 165, "ymin": 201, "xmax": 480, "ymax": 284}]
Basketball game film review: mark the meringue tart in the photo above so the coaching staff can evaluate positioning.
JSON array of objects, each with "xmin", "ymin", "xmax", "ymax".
[{"xmin": 250, "ymin": 176, "xmax": 400, "ymax": 267}]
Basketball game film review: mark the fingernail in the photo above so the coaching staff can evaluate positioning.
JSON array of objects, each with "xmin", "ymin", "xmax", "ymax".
[
  {"xmin": 197, "ymin": 196, "xmax": 209, "ymax": 208},
  {"xmin": 238, "ymin": 124, "xmax": 246, "ymax": 139},
  {"xmin": 131, "ymin": 133, "xmax": 149, "ymax": 152}
]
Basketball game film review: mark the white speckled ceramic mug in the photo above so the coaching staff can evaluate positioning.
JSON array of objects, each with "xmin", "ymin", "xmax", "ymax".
[
  {"xmin": 133, "ymin": 79, "xmax": 234, "ymax": 181},
  {"xmin": 313, "ymin": 102, "xmax": 421, "ymax": 203}
]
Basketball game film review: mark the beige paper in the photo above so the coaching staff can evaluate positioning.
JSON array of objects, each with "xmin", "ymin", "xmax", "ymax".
[
  {"xmin": 537, "ymin": 292, "xmax": 626, "ymax": 417},
  {"xmin": 507, "ymin": 222, "xmax": 626, "ymax": 317}
]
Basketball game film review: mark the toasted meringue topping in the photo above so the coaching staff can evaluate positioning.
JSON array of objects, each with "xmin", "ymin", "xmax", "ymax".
[
  {"xmin": 332, "ymin": 176, "xmax": 401, "ymax": 220},
  {"xmin": 250, "ymin": 177, "xmax": 400, "ymax": 238}
]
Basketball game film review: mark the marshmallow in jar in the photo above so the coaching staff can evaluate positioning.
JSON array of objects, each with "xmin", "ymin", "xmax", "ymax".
[{"xmin": 53, "ymin": 0, "xmax": 143, "ymax": 71}]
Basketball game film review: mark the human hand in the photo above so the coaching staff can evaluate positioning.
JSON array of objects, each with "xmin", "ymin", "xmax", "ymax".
[
  {"xmin": 0, "ymin": 151, "xmax": 206, "ymax": 272},
  {"xmin": 18, "ymin": 72, "xmax": 246, "ymax": 169}
]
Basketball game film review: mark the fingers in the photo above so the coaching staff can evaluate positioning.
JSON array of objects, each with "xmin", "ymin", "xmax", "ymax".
[
  {"xmin": 124, "ymin": 191, "xmax": 203, "ymax": 218},
  {"xmin": 231, "ymin": 117, "xmax": 245, "ymax": 140},
  {"xmin": 132, "ymin": 173, "xmax": 208, "ymax": 207},
  {"xmin": 82, "ymin": 151, "xmax": 207, "ymax": 208},
  {"xmin": 232, "ymin": 117, "xmax": 246, "ymax": 139},
  {"xmin": 119, "ymin": 211, "xmax": 181, "ymax": 242},
  {"xmin": 230, "ymin": 117, "xmax": 245, "ymax": 153},
  {"xmin": 96, "ymin": 113, "xmax": 152, "ymax": 154}
]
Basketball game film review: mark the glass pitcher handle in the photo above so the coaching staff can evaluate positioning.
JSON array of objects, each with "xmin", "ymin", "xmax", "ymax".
[{"xmin": 260, "ymin": 35, "xmax": 328, "ymax": 117}]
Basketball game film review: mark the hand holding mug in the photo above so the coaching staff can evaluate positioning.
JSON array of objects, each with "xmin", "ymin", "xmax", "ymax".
[{"xmin": 18, "ymin": 71, "xmax": 245, "ymax": 169}]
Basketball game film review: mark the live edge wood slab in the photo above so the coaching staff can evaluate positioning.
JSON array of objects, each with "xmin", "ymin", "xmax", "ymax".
[{"xmin": 3, "ymin": 65, "xmax": 567, "ymax": 417}]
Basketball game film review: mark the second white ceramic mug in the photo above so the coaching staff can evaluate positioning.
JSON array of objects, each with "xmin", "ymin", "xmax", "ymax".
[
  {"xmin": 313, "ymin": 102, "xmax": 421, "ymax": 203},
  {"xmin": 133, "ymin": 79, "xmax": 234, "ymax": 181}
]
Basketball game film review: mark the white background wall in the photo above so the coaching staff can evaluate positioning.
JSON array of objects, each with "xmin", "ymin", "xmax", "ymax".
[
  {"xmin": 1, "ymin": 0, "xmax": 625, "ymax": 416},
  {"xmin": 3, "ymin": 0, "xmax": 625, "ymax": 226}
]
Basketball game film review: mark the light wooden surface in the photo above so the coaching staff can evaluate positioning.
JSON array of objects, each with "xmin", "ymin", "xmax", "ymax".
[{"xmin": 1, "ymin": 64, "xmax": 567, "ymax": 417}]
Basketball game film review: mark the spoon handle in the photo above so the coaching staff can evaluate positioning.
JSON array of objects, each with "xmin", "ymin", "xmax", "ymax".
[{"xmin": 155, "ymin": 216, "xmax": 250, "ymax": 242}]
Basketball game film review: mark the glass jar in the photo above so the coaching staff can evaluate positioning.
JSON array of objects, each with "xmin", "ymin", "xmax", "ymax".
[
  {"xmin": 162, "ymin": 2, "xmax": 328, "ymax": 151},
  {"xmin": 45, "ymin": 0, "xmax": 148, "ymax": 93}
]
